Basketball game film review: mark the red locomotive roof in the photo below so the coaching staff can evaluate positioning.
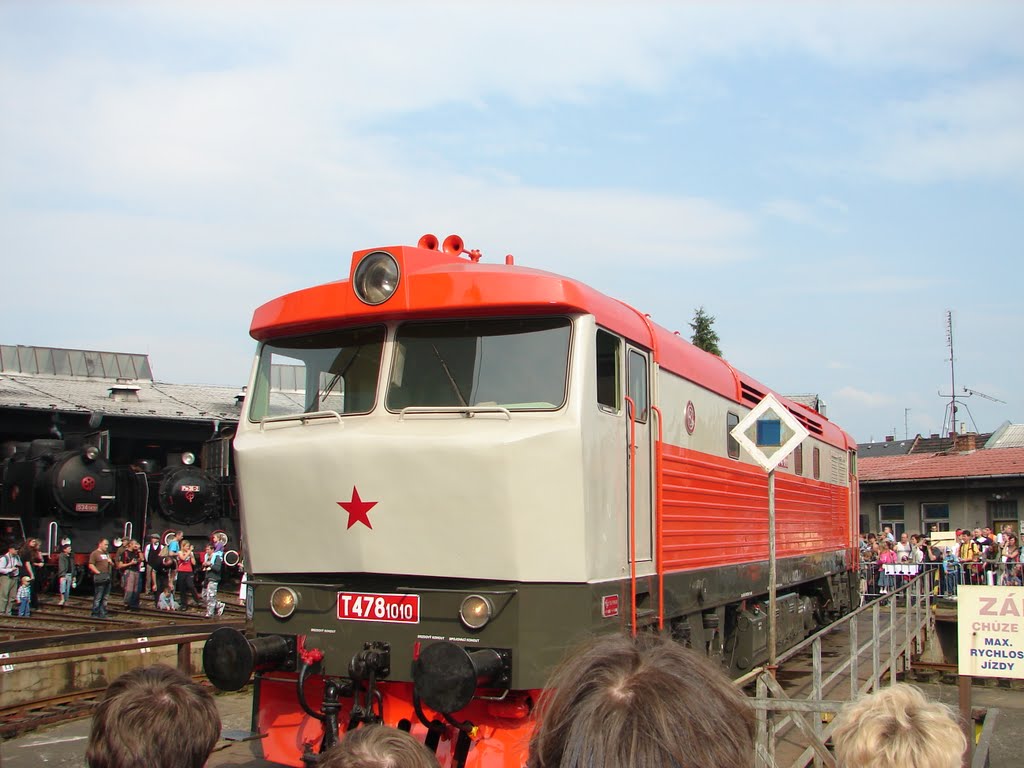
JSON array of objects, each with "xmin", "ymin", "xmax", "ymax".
[{"xmin": 251, "ymin": 240, "xmax": 854, "ymax": 451}]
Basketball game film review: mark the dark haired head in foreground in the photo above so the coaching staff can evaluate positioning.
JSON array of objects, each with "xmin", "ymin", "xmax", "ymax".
[
  {"xmin": 318, "ymin": 724, "xmax": 441, "ymax": 768},
  {"xmin": 86, "ymin": 664, "xmax": 220, "ymax": 768},
  {"xmin": 528, "ymin": 632, "xmax": 755, "ymax": 768}
]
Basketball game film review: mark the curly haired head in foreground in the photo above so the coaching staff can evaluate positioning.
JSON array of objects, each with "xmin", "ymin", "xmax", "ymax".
[{"xmin": 831, "ymin": 683, "xmax": 966, "ymax": 768}]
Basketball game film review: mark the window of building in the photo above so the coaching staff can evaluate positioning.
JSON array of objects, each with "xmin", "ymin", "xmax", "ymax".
[
  {"xmin": 596, "ymin": 330, "xmax": 620, "ymax": 411},
  {"xmin": 727, "ymin": 412, "xmax": 740, "ymax": 459},
  {"xmin": 878, "ymin": 503, "xmax": 905, "ymax": 537},
  {"xmin": 793, "ymin": 445, "xmax": 803, "ymax": 476},
  {"xmin": 921, "ymin": 502, "xmax": 950, "ymax": 532},
  {"xmin": 812, "ymin": 446, "xmax": 821, "ymax": 479},
  {"xmin": 988, "ymin": 499, "xmax": 1019, "ymax": 532}
]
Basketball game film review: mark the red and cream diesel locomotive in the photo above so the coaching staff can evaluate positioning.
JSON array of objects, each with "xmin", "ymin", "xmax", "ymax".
[{"xmin": 203, "ymin": 234, "xmax": 859, "ymax": 767}]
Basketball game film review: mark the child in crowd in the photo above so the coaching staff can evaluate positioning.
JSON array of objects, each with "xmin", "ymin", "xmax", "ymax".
[
  {"xmin": 17, "ymin": 576, "xmax": 32, "ymax": 617},
  {"xmin": 157, "ymin": 583, "xmax": 179, "ymax": 611}
]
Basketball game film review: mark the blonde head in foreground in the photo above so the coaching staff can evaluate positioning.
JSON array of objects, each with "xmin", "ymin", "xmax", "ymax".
[{"xmin": 831, "ymin": 683, "xmax": 965, "ymax": 768}]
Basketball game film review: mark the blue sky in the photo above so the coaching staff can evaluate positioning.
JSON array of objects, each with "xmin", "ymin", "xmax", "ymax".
[{"xmin": 1, "ymin": 1, "xmax": 1021, "ymax": 443}]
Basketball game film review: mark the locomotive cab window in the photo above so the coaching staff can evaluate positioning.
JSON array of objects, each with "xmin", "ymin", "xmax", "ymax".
[
  {"xmin": 387, "ymin": 317, "xmax": 570, "ymax": 411},
  {"xmin": 247, "ymin": 326, "xmax": 386, "ymax": 421},
  {"xmin": 596, "ymin": 330, "xmax": 620, "ymax": 411},
  {"xmin": 727, "ymin": 412, "xmax": 740, "ymax": 459},
  {"xmin": 626, "ymin": 350, "xmax": 648, "ymax": 423}
]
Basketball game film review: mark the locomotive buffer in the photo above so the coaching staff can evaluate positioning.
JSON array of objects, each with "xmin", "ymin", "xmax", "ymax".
[{"xmin": 730, "ymin": 393, "xmax": 810, "ymax": 671}]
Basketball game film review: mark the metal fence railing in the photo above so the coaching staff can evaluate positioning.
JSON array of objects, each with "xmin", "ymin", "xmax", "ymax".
[
  {"xmin": 741, "ymin": 572, "xmax": 935, "ymax": 768},
  {"xmin": 858, "ymin": 560, "xmax": 1023, "ymax": 603}
]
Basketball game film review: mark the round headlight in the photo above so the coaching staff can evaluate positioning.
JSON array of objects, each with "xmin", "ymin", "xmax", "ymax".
[
  {"xmin": 270, "ymin": 587, "xmax": 298, "ymax": 619},
  {"xmin": 459, "ymin": 594, "xmax": 494, "ymax": 630},
  {"xmin": 353, "ymin": 251, "xmax": 400, "ymax": 305},
  {"xmin": 181, "ymin": 451, "xmax": 196, "ymax": 466},
  {"xmin": 81, "ymin": 445, "xmax": 100, "ymax": 463}
]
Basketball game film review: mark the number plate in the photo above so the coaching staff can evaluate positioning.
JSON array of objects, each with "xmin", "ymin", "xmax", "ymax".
[{"xmin": 337, "ymin": 592, "xmax": 420, "ymax": 624}]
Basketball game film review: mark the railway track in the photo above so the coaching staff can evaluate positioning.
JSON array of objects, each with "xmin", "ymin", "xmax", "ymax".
[
  {"xmin": 0, "ymin": 592, "xmax": 247, "ymax": 640},
  {"xmin": 0, "ymin": 673, "xmax": 233, "ymax": 739},
  {"xmin": 0, "ymin": 594, "xmax": 247, "ymax": 739},
  {"xmin": 0, "ymin": 688, "xmax": 105, "ymax": 738}
]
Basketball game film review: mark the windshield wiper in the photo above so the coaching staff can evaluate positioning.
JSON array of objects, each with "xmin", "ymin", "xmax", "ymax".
[
  {"xmin": 430, "ymin": 344, "xmax": 468, "ymax": 406},
  {"xmin": 318, "ymin": 347, "xmax": 362, "ymax": 404}
]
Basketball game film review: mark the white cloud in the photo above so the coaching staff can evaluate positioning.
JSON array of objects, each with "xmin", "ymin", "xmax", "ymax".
[
  {"xmin": 864, "ymin": 77, "xmax": 1024, "ymax": 182},
  {"xmin": 834, "ymin": 386, "xmax": 894, "ymax": 409},
  {"xmin": 761, "ymin": 196, "xmax": 849, "ymax": 233},
  {"xmin": 1, "ymin": 0, "xmax": 1022, "ymax": 438}
]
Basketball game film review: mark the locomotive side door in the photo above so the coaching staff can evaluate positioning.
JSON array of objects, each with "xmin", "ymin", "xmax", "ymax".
[{"xmin": 626, "ymin": 346, "xmax": 653, "ymax": 564}]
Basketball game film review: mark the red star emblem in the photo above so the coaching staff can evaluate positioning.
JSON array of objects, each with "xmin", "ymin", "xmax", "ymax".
[{"xmin": 337, "ymin": 487, "xmax": 378, "ymax": 530}]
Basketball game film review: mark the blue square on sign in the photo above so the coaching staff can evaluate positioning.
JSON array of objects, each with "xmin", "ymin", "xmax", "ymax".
[{"xmin": 756, "ymin": 418, "xmax": 782, "ymax": 447}]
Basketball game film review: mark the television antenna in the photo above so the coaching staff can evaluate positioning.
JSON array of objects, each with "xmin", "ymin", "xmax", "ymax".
[
  {"xmin": 938, "ymin": 310, "xmax": 1005, "ymax": 435},
  {"xmin": 963, "ymin": 387, "xmax": 1005, "ymax": 404}
]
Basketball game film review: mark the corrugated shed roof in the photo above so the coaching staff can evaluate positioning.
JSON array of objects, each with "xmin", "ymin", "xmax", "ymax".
[
  {"xmin": 857, "ymin": 438, "xmax": 916, "ymax": 458},
  {"xmin": 860, "ymin": 447, "xmax": 1024, "ymax": 482},
  {"xmin": 0, "ymin": 373, "xmax": 243, "ymax": 422},
  {"xmin": 985, "ymin": 423, "xmax": 1024, "ymax": 449},
  {"xmin": 0, "ymin": 344, "xmax": 153, "ymax": 380}
]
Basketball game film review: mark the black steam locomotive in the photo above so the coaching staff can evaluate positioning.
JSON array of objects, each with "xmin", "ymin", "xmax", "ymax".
[
  {"xmin": 0, "ymin": 437, "xmax": 241, "ymax": 586},
  {"xmin": 0, "ymin": 440, "xmax": 122, "ymax": 568},
  {"xmin": 148, "ymin": 447, "xmax": 242, "ymax": 568}
]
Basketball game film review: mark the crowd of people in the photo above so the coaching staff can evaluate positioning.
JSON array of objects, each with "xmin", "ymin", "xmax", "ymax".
[
  {"xmin": 90, "ymin": 531, "xmax": 229, "ymax": 618},
  {"xmin": 861, "ymin": 524, "xmax": 1022, "ymax": 595},
  {"xmin": 80, "ymin": 631, "xmax": 966, "ymax": 768},
  {"xmin": 0, "ymin": 531, "xmax": 228, "ymax": 619}
]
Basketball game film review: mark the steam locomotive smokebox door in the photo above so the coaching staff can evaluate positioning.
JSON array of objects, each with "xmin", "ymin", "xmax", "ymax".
[{"xmin": 159, "ymin": 466, "xmax": 218, "ymax": 524}]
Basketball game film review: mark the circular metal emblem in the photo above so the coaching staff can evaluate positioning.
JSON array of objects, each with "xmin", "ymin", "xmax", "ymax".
[{"xmin": 685, "ymin": 401, "xmax": 696, "ymax": 435}]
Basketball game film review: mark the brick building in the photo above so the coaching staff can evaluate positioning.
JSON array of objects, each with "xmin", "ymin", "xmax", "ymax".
[{"xmin": 858, "ymin": 423, "xmax": 1024, "ymax": 537}]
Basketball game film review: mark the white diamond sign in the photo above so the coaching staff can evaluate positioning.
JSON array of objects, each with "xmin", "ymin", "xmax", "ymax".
[{"xmin": 730, "ymin": 393, "xmax": 809, "ymax": 472}]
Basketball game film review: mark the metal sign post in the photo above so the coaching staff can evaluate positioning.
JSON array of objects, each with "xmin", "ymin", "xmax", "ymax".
[
  {"xmin": 731, "ymin": 394, "xmax": 809, "ymax": 672},
  {"xmin": 956, "ymin": 585, "xmax": 1024, "ymax": 767},
  {"xmin": 768, "ymin": 469, "xmax": 777, "ymax": 666}
]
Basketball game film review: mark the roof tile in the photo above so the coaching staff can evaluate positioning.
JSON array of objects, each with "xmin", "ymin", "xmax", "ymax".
[{"xmin": 860, "ymin": 447, "xmax": 1024, "ymax": 482}]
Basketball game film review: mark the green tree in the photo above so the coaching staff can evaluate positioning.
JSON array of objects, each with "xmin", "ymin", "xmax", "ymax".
[{"xmin": 689, "ymin": 306, "xmax": 722, "ymax": 356}]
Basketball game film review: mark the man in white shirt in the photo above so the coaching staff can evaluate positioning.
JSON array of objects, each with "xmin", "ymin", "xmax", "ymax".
[{"xmin": 0, "ymin": 541, "xmax": 23, "ymax": 615}]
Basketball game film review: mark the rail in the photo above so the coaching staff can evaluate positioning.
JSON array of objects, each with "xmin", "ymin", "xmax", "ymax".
[
  {"xmin": 860, "ymin": 559, "xmax": 1023, "ymax": 601},
  {"xmin": 1, "ymin": 620, "xmax": 243, "ymax": 685},
  {"xmin": 0, "ymin": 620, "xmax": 245, "ymax": 737}
]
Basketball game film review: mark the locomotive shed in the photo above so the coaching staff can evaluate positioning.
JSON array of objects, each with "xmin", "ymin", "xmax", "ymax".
[{"xmin": 0, "ymin": 343, "xmax": 244, "ymax": 577}]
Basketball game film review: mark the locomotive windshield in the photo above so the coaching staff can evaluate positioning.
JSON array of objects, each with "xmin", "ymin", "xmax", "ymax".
[
  {"xmin": 247, "ymin": 326, "xmax": 386, "ymax": 421},
  {"xmin": 387, "ymin": 317, "xmax": 570, "ymax": 411}
]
